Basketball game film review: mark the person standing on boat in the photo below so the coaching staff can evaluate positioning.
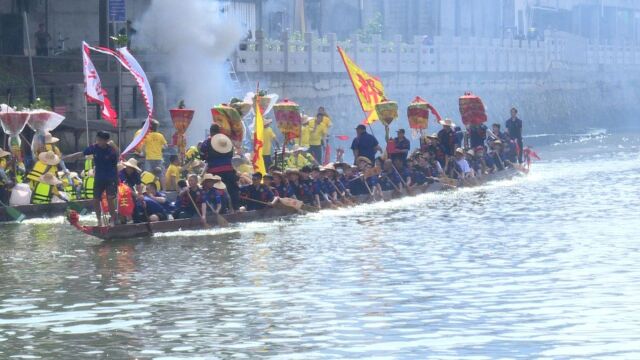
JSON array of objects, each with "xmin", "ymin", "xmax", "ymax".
[
  {"xmin": 351, "ymin": 124, "xmax": 382, "ymax": 165},
  {"xmin": 141, "ymin": 119, "xmax": 168, "ymax": 172},
  {"xmin": 0, "ymin": 148, "xmax": 13, "ymax": 203},
  {"xmin": 468, "ymin": 123, "xmax": 488, "ymax": 150},
  {"xmin": 200, "ymin": 125, "xmax": 240, "ymax": 210},
  {"xmin": 83, "ymin": 131, "xmax": 119, "ymax": 226},
  {"xmin": 506, "ymin": 108, "xmax": 523, "ymax": 163},
  {"xmin": 309, "ymin": 108, "xmax": 330, "ymax": 163},
  {"xmin": 437, "ymin": 119, "xmax": 457, "ymax": 159},
  {"xmin": 262, "ymin": 118, "xmax": 278, "ymax": 171},
  {"xmin": 390, "ymin": 129, "xmax": 410, "ymax": 164}
]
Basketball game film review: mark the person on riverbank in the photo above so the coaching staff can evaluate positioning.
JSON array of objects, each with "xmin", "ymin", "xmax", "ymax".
[
  {"xmin": 83, "ymin": 131, "xmax": 119, "ymax": 226},
  {"xmin": 506, "ymin": 108, "xmax": 523, "ymax": 163},
  {"xmin": 351, "ymin": 124, "xmax": 382, "ymax": 164}
]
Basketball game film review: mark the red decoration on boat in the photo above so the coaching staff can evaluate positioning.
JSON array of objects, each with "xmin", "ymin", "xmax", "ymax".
[
  {"xmin": 459, "ymin": 92, "xmax": 487, "ymax": 125},
  {"xmin": 169, "ymin": 108, "xmax": 195, "ymax": 162},
  {"xmin": 273, "ymin": 99, "xmax": 302, "ymax": 140}
]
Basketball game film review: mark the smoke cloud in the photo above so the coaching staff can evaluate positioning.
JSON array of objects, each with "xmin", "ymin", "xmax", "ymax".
[{"xmin": 135, "ymin": 0, "xmax": 243, "ymax": 143}]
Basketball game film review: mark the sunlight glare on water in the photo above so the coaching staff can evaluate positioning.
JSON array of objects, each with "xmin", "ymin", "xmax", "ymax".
[{"xmin": 0, "ymin": 134, "xmax": 639, "ymax": 359}]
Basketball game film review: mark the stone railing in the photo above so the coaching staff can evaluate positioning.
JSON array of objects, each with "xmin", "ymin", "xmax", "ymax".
[{"xmin": 233, "ymin": 30, "xmax": 640, "ymax": 75}]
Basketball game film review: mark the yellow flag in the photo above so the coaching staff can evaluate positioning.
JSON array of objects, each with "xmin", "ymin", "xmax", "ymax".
[
  {"xmin": 337, "ymin": 46, "xmax": 386, "ymax": 124},
  {"xmin": 252, "ymin": 97, "xmax": 267, "ymax": 176}
]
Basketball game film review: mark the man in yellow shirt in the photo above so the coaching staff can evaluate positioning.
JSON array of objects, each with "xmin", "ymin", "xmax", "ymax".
[
  {"xmin": 296, "ymin": 116, "xmax": 312, "ymax": 148},
  {"xmin": 142, "ymin": 119, "xmax": 167, "ymax": 172},
  {"xmin": 309, "ymin": 118, "xmax": 329, "ymax": 164},
  {"xmin": 164, "ymin": 155, "xmax": 182, "ymax": 191},
  {"xmin": 286, "ymin": 146, "xmax": 317, "ymax": 169},
  {"xmin": 262, "ymin": 118, "xmax": 278, "ymax": 170}
]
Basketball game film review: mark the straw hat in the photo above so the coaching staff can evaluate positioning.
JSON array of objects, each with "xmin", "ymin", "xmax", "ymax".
[
  {"xmin": 44, "ymin": 133, "xmax": 59, "ymax": 144},
  {"xmin": 455, "ymin": 148, "xmax": 464, "ymax": 155},
  {"xmin": 293, "ymin": 145, "xmax": 307, "ymax": 152},
  {"xmin": 57, "ymin": 171, "xmax": 80, "ymax": 179},
  {"xmin": 301, "ymin": 115, "xmax": 312, "ymax": 125},
  {"xmin": 426, "ymin": 133, "xmax": 439, "ymax": 140},
  {"xmin": 440, "ymin": 118, "xmax": 456, "ymax": 127},
  {"xmin": 190, "ymin": 159, "xmax": 204, "ymax": 169},
  {"xmin": 357, "ymin": 156, "xmax": 372, "ymax": 165},
  {"xmin": 38, "ymin": 151, "xmax": 61, "ymax": 166},
  {"xmin": 285, "ymin": 168, "xmax": 299, "ymax": 174},
  {"xmin": 466, "ymin": 149, "xmax": 475, "ymax": 156},
  {"xmin": 333, "ymin": 162, "xmax": 349, "ymax": 169},
  {"xmin": 122, "ymin": 158, "xmax": 142, "ymax": 172},
  {"xmin": 39, "ymin": 173, "xmax": 62, "ymax": 186},
  {"xmin": 321, "ymin": 163, "xmax": 336, "ymax": 172},
  {"xmin": 264, "ymin": 118, "xmax": 273, "ymax": 126},
  {"xmin": 211, "ymin": 133, "xmax": 233, "ymax": 153},
  {"xmin": 213, "ymin": 182, "xmax": 227, "ymax": 190},
  {"xmin": 0, "ymin": 148, "xmax": 10, "ymax": 158},
  {"xmin": 201, "ymin": 173, "xmax": 217, "ymax": 185}
]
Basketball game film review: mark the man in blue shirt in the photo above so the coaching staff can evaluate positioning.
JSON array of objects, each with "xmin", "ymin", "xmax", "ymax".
[
  {"xmin": 390, "ymin": 128, "xmax": 410, "ymax": 164},
  {"xmin": 351, "ymin": 124, "xmax": 382, "ymax": 164},
  {"xmin": 505, "ymin": 108, "xmax": 523, "ymax": 163},
  {"xmin": 83, "ymin": 131, "xmax": 119, "ymax": 226}
]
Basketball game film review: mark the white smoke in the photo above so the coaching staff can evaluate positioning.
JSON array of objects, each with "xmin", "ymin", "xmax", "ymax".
[{"xmin": 135, "ymin": 0, "xmax": 243, "ymax": 144}]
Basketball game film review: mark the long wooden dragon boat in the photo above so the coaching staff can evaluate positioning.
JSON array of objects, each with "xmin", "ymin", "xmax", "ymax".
[{"xmin": 67, "ymin": 168, "xmax": 521, "ymax": 241}]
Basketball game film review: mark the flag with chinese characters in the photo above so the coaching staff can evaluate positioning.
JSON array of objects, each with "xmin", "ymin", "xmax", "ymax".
[
  {"xmin": 252, "ymin": 96, "xmax": 267, "ymax": 176},
  {"xmin": 82, "ymin": 42, "xmax": 117, "ymax": 127},
  {"xmin": 337, "ymin": 46, "xmax": 386, "ymax": 124}
]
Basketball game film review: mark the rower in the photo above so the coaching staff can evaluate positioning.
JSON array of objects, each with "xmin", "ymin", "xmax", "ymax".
[
  {"xmin": 467, "ymin": 123, "xmax": 488, "ymax": 149},
  {"xmin": 36, "ymin": 132, "xmax": 70, "ymax": 173},
  {"xmin": 133, "ymin": 184, "xmax": 169, "ymax": 223},
  {"xmin": 0, "ymin": 148, "xmax": 12, "ymax": 203},
  {"xmin": 285, "ymin": 168, "xmax": 301, "ymax": 200},
  {"xmin": 119, "ymin": 158, "xmax": 144, "ymax": 196},
  {"xmin": 310, "ymin": 166, "xmax": 328, "ymax": 208},
  {"xmin": 452, "ymin": 148, "xmax": 474, "ymax": 178},
  {"xmin": 174, "ymin": 174, "xmax": 203, "ymax": 219},
  {"xmin": 390, "ymin": 129, "xmax": 410, "ymax": 164},
  {"xmin": 241, "ymin": 172, "xmax": 276, "ymax": 211},
  {"xmin": 26, "ymin": 150, "xmax": 60, "ymax": 189},
  {"xmin": 31, "ymin": 173, "xmax": 66, "ymax": 204},
  {"xmin": 141, "ymin": 166, "xmax": 163, "ymax": 191},
  {"xmin": 380, "ymin": 159, "xmax": 402, "ymax": 191},
  {"xmin": 213, "ymin": 176, "xmax": 231, "ymax": 214},
  {"xmin": 488, "ymin": 140, "xmax": 505, "ymax": 171},
  {"xmin": 200, "ymin": 173, "xmax": 219, "ymax": 224},
  {"xmin": 437, "ymin": 118, "xmax": 457, "ymax": 160}
]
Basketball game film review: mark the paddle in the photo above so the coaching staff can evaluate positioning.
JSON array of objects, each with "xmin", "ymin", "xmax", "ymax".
[
  {"xmin": 241, "ymin": 196, "xmax": 306, "ymax": 214},
  {"xmin": 205, "ymin": 201, "xmax": 229, "ymax": 227},
  {"xmin": 0, "ymin": 199, "xmax": 26, "ymax": 222},
  {"xmin": 141, "ymin": 200, "xmax": 154, "ymax": 235},
  {"xmin": 389, "ymin": 163, "xmax": 415, "ymax": 196},
  {"xmin": 185, "ymin": 190, "xmax": 208, "ymax": 228}
]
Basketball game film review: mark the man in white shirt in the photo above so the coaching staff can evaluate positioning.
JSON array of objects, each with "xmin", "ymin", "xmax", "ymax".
[{"xmin": 454, "ymin": 148, "xmax": 474, "ymax": 178}]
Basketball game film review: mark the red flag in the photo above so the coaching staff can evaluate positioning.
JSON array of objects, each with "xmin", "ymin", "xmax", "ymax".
[
  {"xmin": 82, "ymin": 42, "xmax": 117, "ymax": 127},
  {"xmin": 335, "ymin": 135, "xmax": 349, "ymax": 141}
]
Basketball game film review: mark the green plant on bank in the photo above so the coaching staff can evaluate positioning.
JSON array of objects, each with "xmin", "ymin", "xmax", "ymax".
[
  {"xmin": 30, "ymin": 97, "xmax": 51, "ymax": 110},
  {"xmin": 357, "ymin": 12, "xmax": 383, "ymax": 43},
  {"xmin": 110, "ymin": 34, "xmax": 129, "ymax": 48}
]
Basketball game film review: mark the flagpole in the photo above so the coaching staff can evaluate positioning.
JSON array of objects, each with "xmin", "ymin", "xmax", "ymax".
[
  {"xmin": 84, "ymin": 97, "xmax": 90, "ymax": 146},
  {"xmin": 117, "ymin": 61, "xmax": 123, "ymax": 147}
]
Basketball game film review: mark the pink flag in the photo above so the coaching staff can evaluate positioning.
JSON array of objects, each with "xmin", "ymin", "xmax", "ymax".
[{"xmin": 82, "ymin": 41, "xmax": 117, "ymax": 127}]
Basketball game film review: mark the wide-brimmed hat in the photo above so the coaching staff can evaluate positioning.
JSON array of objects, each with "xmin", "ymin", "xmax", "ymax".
[
  {"xmin": 440, "ymin": 118, "xmax": 456, "ymax": 127},
  {"xmin": 201, "ymin": 173, "xmax": 217, "ymax": 184},
  {"xmin": 426, "ymin": 133, "xmax": 439, "ymax": 140},
  {"xmin": 38, "ymin": 151, "xmax": 60, "ymax": 166},
  {"xmin": 455, "ymin": 148, "xmax": 465, "ymax": 155},
  {"xmin": 491, "ymin": 139, "xmax": 503, "ymax": 146},
  {"xmin": 293, "ymin": 145, "xmax": 307, "ymax": 152},
  {"xmin": 213, "ymin": 182, "xmax": 227, "ymax": 190},
  {"xmin": 44, "ymin": 133, "xmax": 59, "ymax": 144},
  {"xmin": 333, "ymin": 162, "xmax": 349, "ymax": 169},
  {"xmin": 285, "ymin": 168, "xmax": 299, "ymax": 174},
  {"xmin": 264, "ymin": 118, "xmax": 273, "ymax": 126},
  {"xmin": 211, "ymin": 133, "xmax": 233, "ymax": 153},
  {"xmin": 357, "ymin": 156, "xmax": 372, "ymax": 165},
  {"xmin": 466, "ymin": 149, "xmax": 475, "ymax": 156},
  {"xmin": 190, "ymin": 159, "xmax": 205, "ymax": 169},
  {"xmin": 39, "ymin": 173, "xmax": 62, "ymax": 186},
  {"xmin": 302, "ymin": 116, "xmax": 313, "ymax": 125},
  {"xmin": 0, "ymin": 148, "xmax": 10, "ymax": 158},
  {"xmin": 122, "ymin": 158, "xmax": 142, "ymax": 172},
  {"xmin": 57, "ymin": 171, "xmax": 80, "ymax": 179}
]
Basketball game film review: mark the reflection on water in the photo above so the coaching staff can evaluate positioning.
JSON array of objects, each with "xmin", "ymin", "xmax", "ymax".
[{"xmin": 0, "ymin": 134, "xmax": 639, "ymax": 358}]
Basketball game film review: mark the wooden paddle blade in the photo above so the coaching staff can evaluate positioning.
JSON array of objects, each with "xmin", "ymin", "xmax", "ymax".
[
  {"xmin": 5, "ymin": 206, "xmax": 25, "ymax": 222},
  {"xmin": 215, "ymin": 214, "xmax": 230, "ymax": 227},
  {"xmin": 279, "ymin": 197, "xmax": 303, "ymax": 210}
]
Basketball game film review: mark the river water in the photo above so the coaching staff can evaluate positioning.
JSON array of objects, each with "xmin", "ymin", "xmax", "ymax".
[{"xmin": 0, "ymin": 133, "xmax": 639, "ymax": 359}]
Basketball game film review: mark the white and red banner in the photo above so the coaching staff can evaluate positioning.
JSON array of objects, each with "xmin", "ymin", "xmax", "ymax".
[
  {"xmin": 83, "ymin": 43, "xmax": 154, "ymax": 156},
  {"xmin": 82, "ymin": 41, "xmax": 118, "ymax": 127}
]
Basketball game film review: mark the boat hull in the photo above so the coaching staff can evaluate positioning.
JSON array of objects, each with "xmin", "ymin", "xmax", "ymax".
[{"xmin": 72, "ymin": 168, "xmax": 522, "ymax": 241}]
